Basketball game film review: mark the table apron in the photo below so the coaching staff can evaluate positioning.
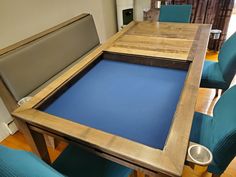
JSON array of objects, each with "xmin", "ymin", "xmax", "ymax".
[{"xmin": 27, "ymin": 123, "xmax": 176, "ymax": 177}]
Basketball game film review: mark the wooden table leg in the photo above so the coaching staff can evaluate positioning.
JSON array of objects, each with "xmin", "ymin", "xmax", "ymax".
[
  {"xmin": 133, "ymin": 170, "xmax": 169, "ymax": 177},
  {"xmin": 44, "ymin": 135, "xmax": 58, "ymax": 149},
  {"xmin": 136, "ymin": 171, "xmax": 146, "ymax": 177},
  {"xmin": 16, "ymin": 119, "xmax": 51, "ymax": 164}
]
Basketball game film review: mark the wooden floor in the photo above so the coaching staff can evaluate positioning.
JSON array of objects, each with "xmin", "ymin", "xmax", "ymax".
[
  {"xmin": 205, "ymin": 50, "xmax": 218, "ymax": 62},
  {"xmin": 0, "ymin": 51, "xmax": 235, "ymax": 176}
]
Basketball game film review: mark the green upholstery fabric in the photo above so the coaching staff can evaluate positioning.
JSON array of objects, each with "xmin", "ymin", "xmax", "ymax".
[
  {"xmin": 159, "ymin": 5, "xmax": 192, "ymax": 23},
  {"xmin": 218, "ymin": 32, "xmax": 236, "ymax": 83},
  {"xmin": 52, "ymin": 145, "xmax": 132, "ymax": 177},
  {"xmin": 190, "ymin": 85, "xmax": 236, "ymax": 175},
  {"xmin": 200, "ymin": 61, "xmax": 228, "ymax": 90},
  {"xmin": 201, "ymin": 32, "xmax": 236, "ymax": 90},
  {"xmin": 190, "ymin": 112, "xmax": 213, "ymax": 148},
  {"xmin": 0, "ymin": 145, "xmax": 132, "ymax": 177},
  {"xmin": 0, "ymin": 145, "xmax": 64, "ymax": 177}
]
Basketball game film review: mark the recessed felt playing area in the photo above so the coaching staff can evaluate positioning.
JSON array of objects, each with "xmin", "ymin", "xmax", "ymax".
[{"xmin": 42, "ymin": 59, "xmax": 187, "ymax": 149}]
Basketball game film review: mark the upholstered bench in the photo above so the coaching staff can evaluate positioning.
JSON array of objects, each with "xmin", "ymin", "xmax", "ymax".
[{"xmin": 0, "ymin": 13, "xmax": 100, "ymax": 147}]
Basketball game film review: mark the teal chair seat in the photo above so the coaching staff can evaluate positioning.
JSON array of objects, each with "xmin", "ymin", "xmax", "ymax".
[
  {"xmin": 159, "ymin": 5, "xmax": 192, "ymax": 23},
  {"xmin": 201, "ymin": 32, "xmax": 236, "ymax": 91},
  {"xmin": 201, "ymin": 61, "xmax": 228, "ymax": 90},
  {"xmin": 190, "ymin": 85, "xmax": 236, "ymax": 175},
  {"xmin": 0, "ymin": 145, "xmax": 132, "ymax": 177}
]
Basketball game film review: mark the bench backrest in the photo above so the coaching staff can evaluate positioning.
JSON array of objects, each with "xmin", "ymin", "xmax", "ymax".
[{"xmin": 0, "ymin": 14, "xmax": 99, "ymax": 101}]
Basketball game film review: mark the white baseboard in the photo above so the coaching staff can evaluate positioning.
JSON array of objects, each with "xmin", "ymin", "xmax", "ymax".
[
  {"xmin": 0, "ymin": 98, "xmax": 18, "ymax": 141},
  {"xmin": 3, "ymin": 121, "xmax": 18, "ymax": 135},
  {"xmin": 0, "ymin": 123, "xmax": 9, "ymax": 142}
]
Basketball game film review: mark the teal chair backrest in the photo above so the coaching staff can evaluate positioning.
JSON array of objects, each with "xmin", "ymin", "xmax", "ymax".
[
  {"xmin": 0, "ymin": 144, "xmax": 132, "ymax": 177},
  {"xmin": 211, "ymin": 85, "xmax": 236, "ymax": 171},
  {"xmin": 218, "ymin": 32, "xmax": 236, "ymax": 83},
  {"xmin": 159, "ymin": 5, "xmax": 192, "ymax": 23}
]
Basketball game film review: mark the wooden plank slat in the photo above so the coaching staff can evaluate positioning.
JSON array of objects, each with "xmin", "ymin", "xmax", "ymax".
[
  {"xmin": 105, "ymin": 21, "xmax": 203, "ymax": 61},
  {"xmin": 125, "ymin": 22, "xmax": 199, "ymax": 40},
  {"xmin": 106, "ymin": 35, "xmax": 193, "ymax": 61}
]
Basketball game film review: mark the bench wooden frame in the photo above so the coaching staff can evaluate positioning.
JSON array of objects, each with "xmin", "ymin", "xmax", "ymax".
[{"xmin": 12, "ymin": 21, "xmax": 211, "ymax": 177}]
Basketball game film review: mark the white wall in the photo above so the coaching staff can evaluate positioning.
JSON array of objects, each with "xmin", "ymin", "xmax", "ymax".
[
  {"xmin": 134, "ymin": 0, "xmax": 150, "ymax": 21},
  {"xmin": 0, "ymin": 0, "xmax": 117, "ymax": 49},
  {"xmin": 227, "ymin": 2, "xmax": 236, "ymax": 39}
]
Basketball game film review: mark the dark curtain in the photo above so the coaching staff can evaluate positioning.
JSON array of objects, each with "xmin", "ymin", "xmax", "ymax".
[
  {"xmin": 208, "ymin": 0, "xmax": 234, "ymax": 50},
  {"xmin": 171, "ymin": 0, "xmax": 235, "ymax": 50}
]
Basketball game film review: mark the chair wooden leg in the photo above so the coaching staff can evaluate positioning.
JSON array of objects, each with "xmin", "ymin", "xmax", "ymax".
[
  {"xmin": 44, "ymin": 135, "xmax": 58, "ymax": 149},
  {"xmin": 185, "ymin": 161, "xmax": 209, "ymax": 177},
  {"xmin": 212, "ymin": 174, "xmax": 221, "ymax": 177},
  {"xmin": 133, "ymin": 171, "xmax": 146, "ymax": 177},
  {"xmin": 193, "ymin": 165, "xmax": 208, "ymax": 176},
  {"xmin": 215, "ymin": 89, "xmax": 224, "ymax": 98},
  {"xmin": 129, "ymin": 171, "xmax": 137, "ymax": 177},
  {"xmin": 215, "ymin": 89, "xmax": 219, "ymax": 97},
  {"xmin": 132, "ymin": 170, "xmax": 168, "ymax": 177},
  {"xmin": 221, "ymin": 89, "xmax": 225, "ymax": 95}
]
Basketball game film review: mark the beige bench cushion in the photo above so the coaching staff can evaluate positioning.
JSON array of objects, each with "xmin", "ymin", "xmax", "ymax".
[
  {"xmin": 0, "ymin": 15, "xmax": 99, "ymax": 101},
  {"xmin": 28, "ymin": 47, "xmax": 99, "ymax": 97}
]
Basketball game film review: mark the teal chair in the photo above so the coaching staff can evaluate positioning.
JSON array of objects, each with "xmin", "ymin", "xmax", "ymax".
[
  {"xmin": 0, "ymin": 144, "xmax": 132, "ymax": 177},
  {"xmin": 190, "ymin": 85, "xmax": 236, "ymax": 175},
  {"xmin": 159, "ymin": 5, "xmax": 192, "ymax": 23},
  {"xmin": 201, "ymin": 32, "xmax": 236, "ymax": 92}
]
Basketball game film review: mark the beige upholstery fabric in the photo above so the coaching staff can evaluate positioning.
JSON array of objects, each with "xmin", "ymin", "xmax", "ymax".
[
  {"xmin": 0, "ymin": 15, "xmax": 99, "ymax": 101},
  {"xmin": 28, "ymin": 46, "xmax": 99, "ymax": 97}
]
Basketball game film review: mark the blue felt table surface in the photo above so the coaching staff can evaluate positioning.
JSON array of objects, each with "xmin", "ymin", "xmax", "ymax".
[{"xmin": 42, "ymin": 59, "xmax": 187, "ymax": 149}]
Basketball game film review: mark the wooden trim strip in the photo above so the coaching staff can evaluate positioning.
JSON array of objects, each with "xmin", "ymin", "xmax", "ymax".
[
  {"xmin": 13, "ymin": 108, "xmax": 178, "ymax": 176},
  {"xmin": 103, "ymin": 51, "xmax": 190, "ymax": 70}
]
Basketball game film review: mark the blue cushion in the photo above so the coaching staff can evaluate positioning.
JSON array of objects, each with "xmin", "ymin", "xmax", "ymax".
[
  {"xmin": 52, "ymin": 145, "xmax": 132, "ymax": 177},
  {"xmin": 218, "ymin": 32, "xmax": 236, "ymax": 83},
  {"xmin": 200, "ymin": 60, "xmax": 228, "ymax": 90},
  {"xmin": 159, "ymin": 5, "xmax": 192, "ymax": 23},
  {"xmin": 0, "ymin": 145, "xmax": 64, "ymax": 177}
]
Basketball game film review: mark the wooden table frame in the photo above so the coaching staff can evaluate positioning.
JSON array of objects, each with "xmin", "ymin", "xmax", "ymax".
[{"xmin": 12, "ymin": 18, "xmax": 211, "ymax": 177}]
